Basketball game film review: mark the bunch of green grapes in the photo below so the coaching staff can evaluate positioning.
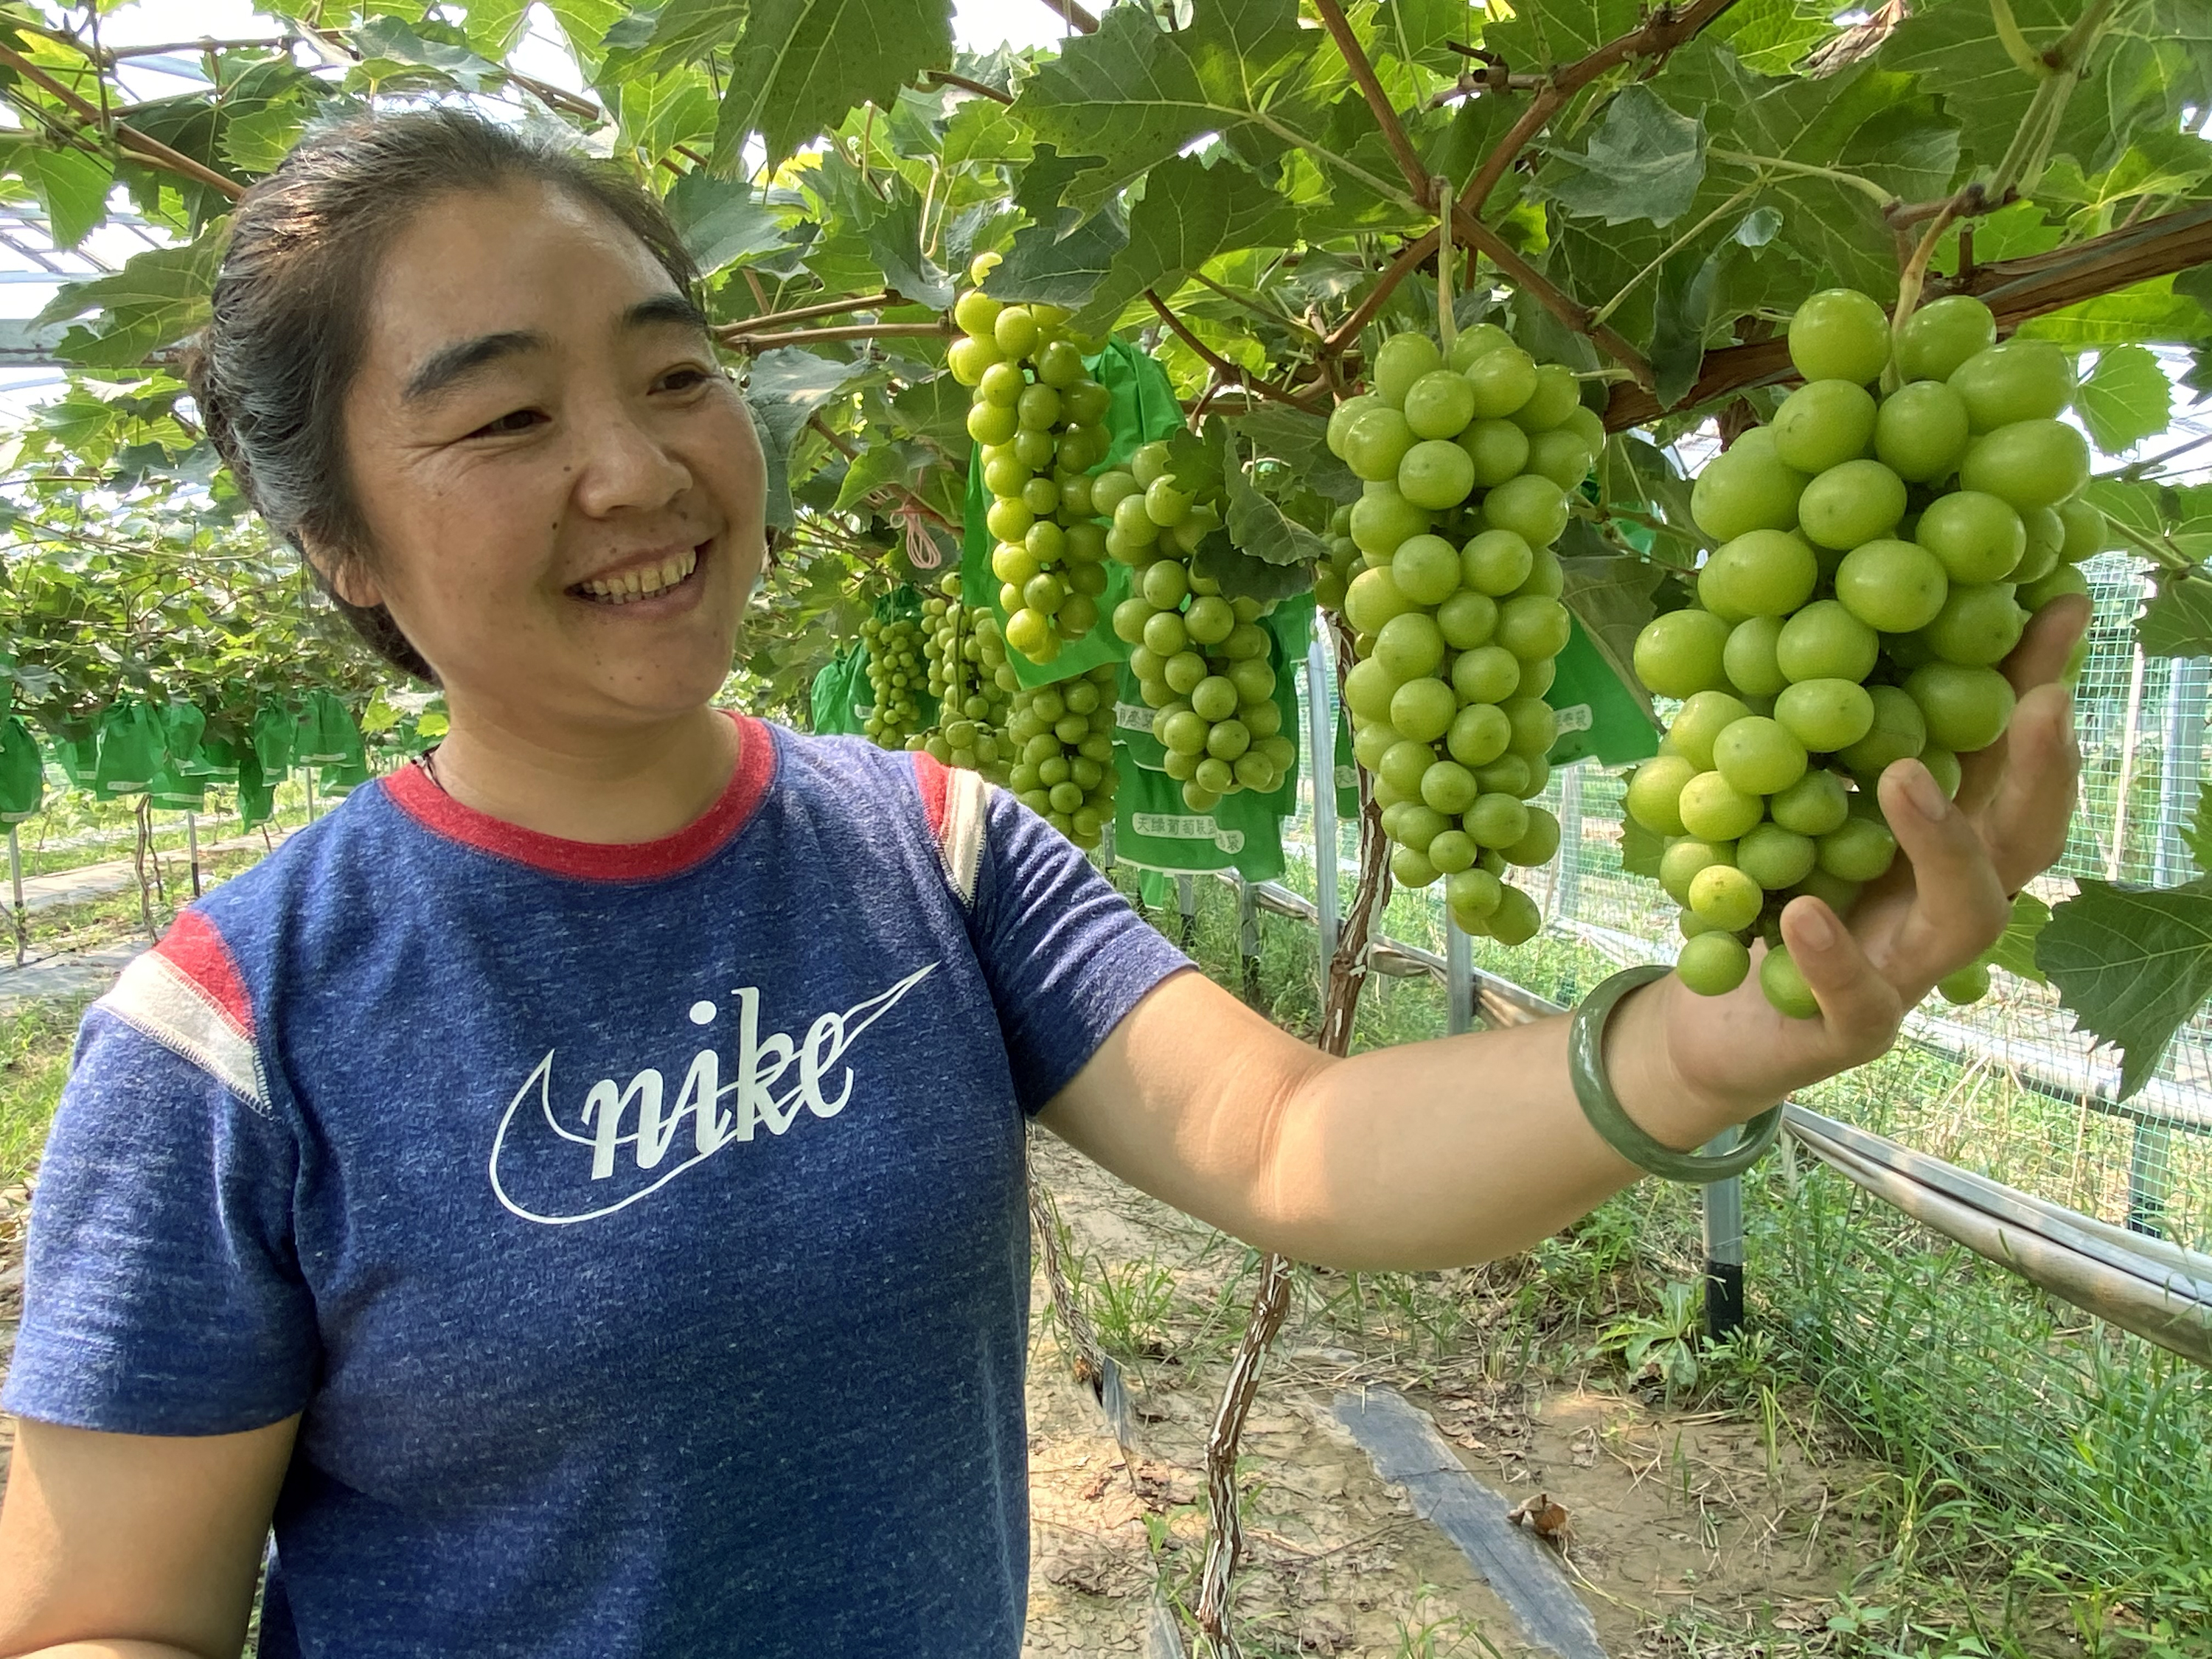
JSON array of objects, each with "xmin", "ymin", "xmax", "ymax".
[
  {"xmin": 1004, "ymin": 663, "xmax": 1121, "ymax": 848},
  {"xmin": 860, "ymin": 613, "xmax": 925, "ymax": 746},
  {"xmin": 946, "ymin": 254, "xmax": 1115, "ymax": 668},
  {"xmin": 1323, "ymin": 323, "xmax": 1606, "ymax": 946},
  {"xmin": 916, "ymin": 573, "xmax": 1012, "ymax": 779},
  {"xmin": 1100, "ymin": 439, "xmax": 1298, "ymax": 813},
  {"xmin": 1628, "ymin": 288, "xmax": 2104, "ymax": 1017}
]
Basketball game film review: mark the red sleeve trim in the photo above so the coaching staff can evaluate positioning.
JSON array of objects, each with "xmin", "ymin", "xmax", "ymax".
[
  {"xmin": 380, "ymin": 712, "xmax": 776, "ymax": 883},
  {"xmin": 913, "ymin": 751, "xmax": 951, "ymax": 838},
  {"xmin": 152, "ymin": 908, "xmax": 256, "ymax": 1037}
]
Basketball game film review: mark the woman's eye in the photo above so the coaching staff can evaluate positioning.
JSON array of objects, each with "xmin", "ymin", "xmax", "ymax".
[
  {"xmin": 472, "ymin": 408, "xmax": 545, "ymax": 438},
  {"xmin": 658, "ymin": 366, "xmax": 713, "ymax": 393}
]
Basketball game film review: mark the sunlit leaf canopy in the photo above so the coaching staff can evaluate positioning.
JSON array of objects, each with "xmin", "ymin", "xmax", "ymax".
[{"xmin": 0, "ymin": 0, "xmax": 2208, "ymax": 736}]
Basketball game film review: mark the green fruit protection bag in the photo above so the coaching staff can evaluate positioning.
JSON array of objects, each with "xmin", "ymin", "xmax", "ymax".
[
  {"xmin": 1545, "ymin": 616, "xmax": 1660, "ymax": 768},
  {"xmin": 320, "ymin": 757, "xmax": 372, "ymax": 799},
  {"xmin": 808, "ymin": 644, "xmax": 866, "ymax": 737},
  {"xmin": 52, "ymin": 729, "xmax": 99, "ymax": 791},
  {"xmin": 237, "ymin": 749, "xmax": 276, "ymax": 832},
  {"xmin": 294, "ymin": 690, "xmax": 364, "ymax": 768},
  {"xmin": 0, "ymin": 716, "xmax": 44, "ymax": 823},
  {"xmin": 94, "ymin": 700, "xmax": 165, "ymax": 796},
  {"xmin": 1112, "ymin": 751, "xmax": 1287, "ymax": 884},
  {"xmin": 253, "ymin": 702, "xmax": 295, "ymax": 776},
  {"xmin": 161, "ymin": 703, "xmax": 209, "ymax": 774},
  {"xmin": 960, "ymin": 336, "xmax": 1182, "ymax": 691}
]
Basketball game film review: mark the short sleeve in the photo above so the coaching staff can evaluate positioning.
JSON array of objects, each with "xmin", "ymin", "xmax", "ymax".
[
  {"xmin": 964, "ymin": 787, "xmax": 1192, "ymax": 1113},
  {"xmin": 1, "ymin": 1008, "xmax": 318, "ymax": 1435}
]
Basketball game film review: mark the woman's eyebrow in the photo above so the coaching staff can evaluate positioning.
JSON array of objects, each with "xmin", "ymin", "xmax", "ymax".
[
  {"xmin": 403, "ymin": 330, "xmax": 546, "ymax": 403},
  {"xmin": 624, "ymin": 291, "xmax": 713, "ymax": 336},
  {"xmin": 401, "ymin": 294, "xmax": 711, "ymax": 404}
]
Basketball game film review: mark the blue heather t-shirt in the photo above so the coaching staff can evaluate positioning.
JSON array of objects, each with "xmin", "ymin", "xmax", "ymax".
[{"xmin": 3, "ymin": 717, "xmax": 1190, "ymax": 1658}]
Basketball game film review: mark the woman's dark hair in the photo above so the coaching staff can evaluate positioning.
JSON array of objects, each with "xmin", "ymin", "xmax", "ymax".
[{"xmin": 183, "ymin": 108, "xmax": 703, "ymax": 682}]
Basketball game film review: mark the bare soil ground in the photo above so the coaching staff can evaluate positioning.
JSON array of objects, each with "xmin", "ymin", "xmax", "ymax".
[{"xmin": 1019, "ymin": 1134, "xmax": 1893, "ymax": 1659}]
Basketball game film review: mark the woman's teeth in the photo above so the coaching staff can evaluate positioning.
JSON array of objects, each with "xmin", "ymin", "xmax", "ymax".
[{"xmin": 578, "ymin": 546, "xmax": 699, "ymax": 603}]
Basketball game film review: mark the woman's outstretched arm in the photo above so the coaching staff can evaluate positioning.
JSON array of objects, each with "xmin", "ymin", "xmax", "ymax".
[
  {"xmin": 1037, "ymin": 596, "xmax": 2087, "ymax": 1271},
  {"xmin": 0, "ymin": 1416, "xmax": 296, "ymax": 1659}
]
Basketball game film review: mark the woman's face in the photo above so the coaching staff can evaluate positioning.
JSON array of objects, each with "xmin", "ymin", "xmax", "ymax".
[{"xmin": 331, "ymin": 180, "xmax": 765, "ymax": 732}]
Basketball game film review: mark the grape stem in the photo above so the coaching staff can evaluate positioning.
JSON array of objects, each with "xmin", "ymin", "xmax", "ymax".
[
  {"xmin": 1143, "ymin": 291, "xmax": 1328, "ymax": 411},
  {"xmin": 0, "ymin": 43, "xmax": 243, "ymax": 201},
  {"xmin": 1435, "ymin": 175, "xmax": 1457, "ymax": 357},
  {"xmin": 717, "ymin": 319, "xmax": 956, "ymax": 352}
]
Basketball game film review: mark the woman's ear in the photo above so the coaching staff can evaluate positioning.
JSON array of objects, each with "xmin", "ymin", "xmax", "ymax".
[{"xmin": 303, "ymin": 538, "xmax": 384, "ymax": 609}]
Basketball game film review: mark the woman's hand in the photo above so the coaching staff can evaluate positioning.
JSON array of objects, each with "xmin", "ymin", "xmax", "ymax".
[{"xmin": 1640, "ymin": 592, "xmax": 2091, "ymax": 1129}]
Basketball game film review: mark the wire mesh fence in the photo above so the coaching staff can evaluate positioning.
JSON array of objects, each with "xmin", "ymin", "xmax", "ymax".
[{"xmin": 1270, "ymin": 599, "xmax": 2212, "ymax": 1260}]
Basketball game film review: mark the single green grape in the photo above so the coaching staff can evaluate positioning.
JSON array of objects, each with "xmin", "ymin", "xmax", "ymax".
[
  {"xmin": 1678, "ymin": 931, "xmax": 1752, "ymax": 997},
  {"xmin": 1760, "ymin": 942, "xmax": 1822, "ymax": 1020}
]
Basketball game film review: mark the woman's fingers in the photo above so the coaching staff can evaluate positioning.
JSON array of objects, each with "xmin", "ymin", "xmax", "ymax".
[
  {"xmin": 1953, "ymin": 595, "xmax": 2090, "ymax": 817},
  {"xmin": 1780, "ymin": 897, "xmax": 1903, "ymax": 1066},
  {"xmin": 1879, "ymin": 756, "xmax": 2012, "ymax": 981},
  {"xmin": 2003, "ymin": 594, "xmax": 2092, "ymax": 696},
  {"xmin": 1975, "ymin": 680, "xmax": 2082, "ymax": 894}
]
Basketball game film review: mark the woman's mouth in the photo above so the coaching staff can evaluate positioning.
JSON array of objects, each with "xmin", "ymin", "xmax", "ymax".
[{"xmin": 571, "ymin": 540, "xmax": 709, "ymax": 605}]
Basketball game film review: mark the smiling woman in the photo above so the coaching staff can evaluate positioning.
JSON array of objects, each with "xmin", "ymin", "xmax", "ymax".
[{"xmin": 0, "ymin": 108, "xmax": 2087, "ymax": 1659}]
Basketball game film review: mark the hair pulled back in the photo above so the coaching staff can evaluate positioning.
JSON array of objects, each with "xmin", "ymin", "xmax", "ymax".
[{"xmin": 184, "ymin": 108, "xmax": 703, "ymax": 682}]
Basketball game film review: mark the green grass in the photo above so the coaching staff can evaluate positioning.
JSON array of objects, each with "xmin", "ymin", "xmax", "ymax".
[
  {"xmin": 0, "ymin": 995, "xmax": 86, "ymax": 1187},
  {"xmin": 1113, "ymin": 861, "xmax": 2212, "ymax": 1655}
]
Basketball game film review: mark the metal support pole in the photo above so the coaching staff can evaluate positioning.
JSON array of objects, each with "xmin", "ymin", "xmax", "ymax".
[
  {"xmin": 305, "ymin": 771, "xmax": 318, "ymax": 824},
  {"xmin": 185, "ymin": 809, "xmax": 202, "ymax": 899},
  {"xmin": 1445, "ymin": 914, "xmax": 1473, "ymax": 1035},
  {"xmin": 1176, "ymin": 874, "xmax": 1197, "ymax": 951},
  {"xmin": 1235, "ymin": 872, "xmax": 1260, "ymax": 1002},
  {"xmin": 7, "ymin": 825, "xmax": 24, "ymax": 968},
  {"xmin": 1306, "ymin": 639, "xmax": 1340, "ymax": 976},
  {"xmin": 1703, "ymin": 1159, "xmax": 1746, "ymax": 1340},
  {"xmin": 2154, "ymin": 655, "xmax": 2208, "ymax": 886}
]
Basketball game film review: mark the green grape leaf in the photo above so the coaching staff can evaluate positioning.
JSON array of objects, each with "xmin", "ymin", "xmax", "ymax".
[
  {"xmin": 1225, "ymin": 403, "xmax": 1359, "ymax": 504},
  {"xmin": 351, "ymin": 16, "xmax": 502, "ymax": 92},
  {"xmin": 2075, "ymin": 344, "xmax": 2174, "ymax": 454},
  {"xmin": 1011, "ymin": 0, "xmax": 1347, "ymax": 213},
  {"xmin": 1879, "ymin": 0, "xmax": 2078, "ymax": 170},
  {"xmin": 2014, "ymin": 275, "xmax": 2212, "ymax": 348},
  {"xmin": 2185, "ymin": 787, "xmax": 2212, "ymax": 876},
  {"xmin": 1192, "ymin": 529, "xmax": 1315, "ymax": 602},
  {"xmin": 1986, "ymin": 890, "xmax": 2051, "ymax": 984},
  {"xmin": 664, "ymin": 170, "xmax": 790, "ymax": 275},
  {"xmin": 889, "ymin": 376, "xmax": 973, "ymax": 457},
  {"xmin": 833, "ymin": 437, "xmax": 925, "ymax": 512},
  {"xmin": 608, "ymin": 0, "xmax": 746, "ymax": 75},
  {"xmin": 17, "ymin": 144, "xmax": 111, "ymax": 248},
  {"xmin": 714, "ymin": 0, "xmax": 955, "ymax": 170},
  {"xmin": 984, "ymin": 207, "xmax": 1130, "ymax": 310},
  {"xmin": 1619, "ymin": 815, "xmax": 1663, "ymax": 880},
  {"xmin": 2038, "ymin": 877, "xmax": 2212, "ymax": 1099},
  {"xmin": 220, "ymin": 97, "xmax": 312, "ymax": 175},
  {"xmin": 1370, "ymin": 0, "xmax": 1475, "ymax": 73},
  {"xmin": 1537, "ymin": 85, "xmax": 1708, "ymax": 229},
  {"xmin": 541, "ymin": 0, "xmax": 631, "ymax": 71},
  {"xmin": 1225, "ymin": 451, "xmax": 1327, "ymax": 569},
  {"xmin": 2137, "ymin": 571, "xmax": 2212, "ymax": 658},
  {"xmin": 1077, "ymin": 153, "xmax": 1298, "ymax": 330},
  {"xmin": 743, "ymin": 347, "xmax": 866, "ymax": 527},
  {"xmin": 1483, "ymin": 0, "xmax": 1646, "ymax": 69},
  {"xmin": 2082, "ymin": 476, "xmax": 2212, "ymax": 568},
  {"xmin": 811, "ymin": 159, "xmax": 954, "ymax": 309},
  {"xmin": 1712, "ymin": 0, "xmax": 1840, "ymax": 75},
  {"xmin": 1561, "ymin": 554, "xmax": 1662, "ymax": 718},
  {"xmin": 35, "ymin": 232, "xmax": 223, "ymax": 368}
]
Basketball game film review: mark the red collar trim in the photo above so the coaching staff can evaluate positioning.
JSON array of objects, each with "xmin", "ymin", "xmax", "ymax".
[{"xmin": 379, "ymin": 712, "xmax": 775, "ymax": 882}]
